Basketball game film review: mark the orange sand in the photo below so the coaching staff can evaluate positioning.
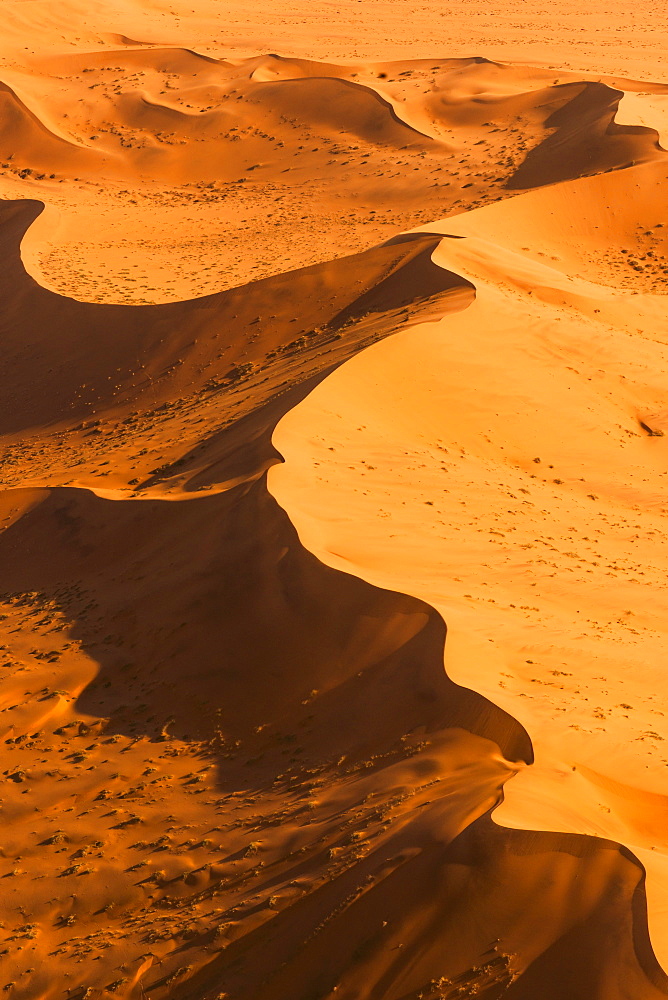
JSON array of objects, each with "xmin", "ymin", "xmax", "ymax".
[{"xmin": 1, "ymin": 1, "xmax": 668, "ymax": 998}]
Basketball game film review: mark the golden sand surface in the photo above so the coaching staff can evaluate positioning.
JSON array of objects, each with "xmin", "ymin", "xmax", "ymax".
[{"xmin": 0, "ymin": 2, "xmax": 667, "ymax": 998}]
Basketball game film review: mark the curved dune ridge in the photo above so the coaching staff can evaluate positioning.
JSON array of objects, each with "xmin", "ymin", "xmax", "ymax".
[
  {"xmin": 1, "ymin": 4, "xmax": 668, "ymax": 999},
  {"xmin": 2, "ymin": 49, "xmax": 667, "ymax": 306}
]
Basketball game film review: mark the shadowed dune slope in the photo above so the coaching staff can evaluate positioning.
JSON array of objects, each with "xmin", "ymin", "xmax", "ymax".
[
  {"xmin": 0, "ymin": 481, "xmax": 528, "ymax": 757},
  {"xmin": 0, "ymin": 199, "xmax": 467, "ymax": 431},
  {"xmin": 0, "ymin": 82, "xmax": 98, "ymax": 170},
  {"xmin": 242, "ymin": 77, "xmax": 436, "ymax": 146},
  {"xmin": 509, "ymin": 81, "xmax": 663, "ymax": 188}
]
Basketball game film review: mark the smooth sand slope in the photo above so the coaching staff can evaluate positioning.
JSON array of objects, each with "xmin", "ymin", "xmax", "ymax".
[{"xmin": 1, "ymin": 1, "xmax": 668, "ymax": 998}]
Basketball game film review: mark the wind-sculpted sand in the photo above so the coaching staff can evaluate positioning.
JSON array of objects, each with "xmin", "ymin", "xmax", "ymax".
[{"xmin": 1, "ymin": 2, "xmax": 668, "ymax": 998}]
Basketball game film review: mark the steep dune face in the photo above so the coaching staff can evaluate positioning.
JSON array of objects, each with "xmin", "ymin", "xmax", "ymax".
[
  {"xmin": 2, "ymin": 2, "xmax": 668, "ymax": 998},
  {"xmin": 0, "ymin": 200, "xmax": 470, "ymax": 491},
  {"xmin": 0, "ymin": 83, "xmax": 100, "ymax": 176},
  {"xmin": 509, "ymin": 82, "xmax": 663, "ymax": 187}
]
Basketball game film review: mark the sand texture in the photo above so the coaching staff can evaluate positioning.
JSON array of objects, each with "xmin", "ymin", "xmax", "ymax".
[{"xmin": 1, "ymin": 1, "xmax": 668, "ymax": 998}]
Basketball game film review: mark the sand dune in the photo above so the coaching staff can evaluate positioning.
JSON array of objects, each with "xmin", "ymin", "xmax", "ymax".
[
  {"xmin": 270, "ymin": 160, "xmax": 668, "ymax": 974},
  {"xmin": 3, "ymin": 50, "xmax": 665, "ymax": 305},
  {"xmin": 617, "ymin": 94, "xmax": 668, "ymax": 150},
  {"xmin": 2, "ymin": 0, "xmax": 668, "ymax": 997}
]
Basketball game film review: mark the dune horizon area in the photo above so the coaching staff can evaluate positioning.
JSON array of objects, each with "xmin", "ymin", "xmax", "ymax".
[{"xmin": 0, "ymin": 1, "xmax": 668, "ymax": 998}]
